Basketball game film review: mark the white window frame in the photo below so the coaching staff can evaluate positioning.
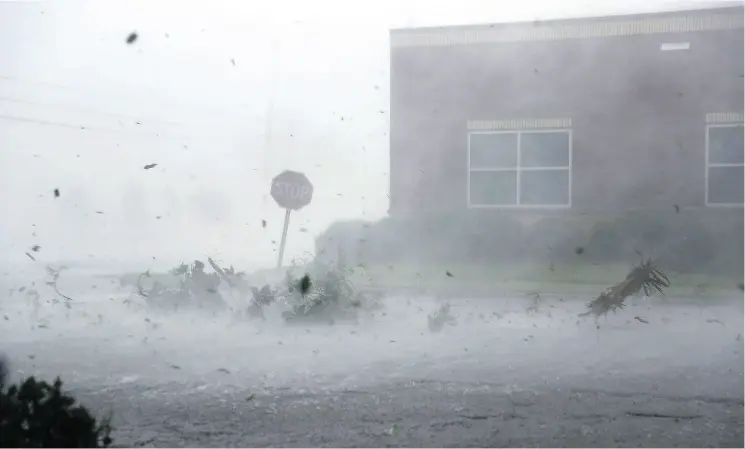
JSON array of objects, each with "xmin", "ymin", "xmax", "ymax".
[
  {"xmin": 705, "ymin": 123, "xmax": 744, "ymax": 207},
  {"xmin": 467, "ymin": 129, "xmax": 572, "ymax": 209}
]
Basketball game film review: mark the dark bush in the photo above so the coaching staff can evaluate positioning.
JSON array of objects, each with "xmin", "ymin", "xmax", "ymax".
[
  {"xmin": 318, "ymin": 213, "xmax": 528, "ymax": 266},
  {"xmin": 0, "ymin": 357, "xmax": 112, "ymax": 448},
  {"xmin": 584, "ymin": 209, "xmax": 742, "ymax": 277},
  {"xmin": 462, "ymin": 212, "xmax": 525, "ymax": 263},
  {"xmin": 659, "ymin": 216, "xmax": 717, "ymax": 274},
  {"xmin": 521, "ymin": 217, "xmax": 586, "ymax": 263},
  {"xmin": 314, "ymin": 219, "xmax": 372, "ymax": 266},
  {"xmin": 584, "ymin": 222, "xmax": 627, "ymax": 263}
]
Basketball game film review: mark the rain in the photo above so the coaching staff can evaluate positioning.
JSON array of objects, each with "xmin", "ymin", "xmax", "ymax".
[{"xmin": 0, "ymin": 0, "xmax": 743, "ymax": 447}]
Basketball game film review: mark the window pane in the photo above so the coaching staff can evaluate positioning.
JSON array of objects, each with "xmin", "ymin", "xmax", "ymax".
[
  {"xmin": 709, "ymin": 125, "xmax": 744, "ymax": 164},
  {"xmin": 708, "ymin": 166, "xmax": 744, "ymax": 204},
  {"xmin": 469, "ymin": 133, "xmax": 517, "ymax": 168},
  {"xmin": 469, "ymin": 170, "xmax": 517, "ymax": 205},
  {"xmin": 520, "ymin": 169, "xmax": 570, "ymax": 205},
  {"xmin": 520, "ymin": 132, "xmax": 570, "ymax": 167}
]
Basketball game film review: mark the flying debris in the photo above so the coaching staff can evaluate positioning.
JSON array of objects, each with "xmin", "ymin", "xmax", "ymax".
[
  {"xmin": 580, "ymin": 259, "xmax": 670, "ymax": 321},
  {"xmin": 126, "ymin": 32, "xmax": 138, "ymax": 44}
]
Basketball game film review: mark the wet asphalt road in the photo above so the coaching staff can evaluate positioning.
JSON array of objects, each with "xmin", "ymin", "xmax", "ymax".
[
  {"xmin": 72, "ymin": 373, "xmax": 743, "ymax": 448},
  {"xmin": 2, "ymin": 293, "xmax": 743, "ymax": 447}
]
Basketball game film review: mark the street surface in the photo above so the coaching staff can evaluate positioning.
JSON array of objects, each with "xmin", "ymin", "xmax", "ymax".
[{"xmin": 1, "ymin": 278, "xmax": 742, "ymax": 447}]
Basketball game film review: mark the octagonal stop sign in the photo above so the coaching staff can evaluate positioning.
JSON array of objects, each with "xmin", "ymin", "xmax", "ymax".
[{"xmin": 270, "ymin": 170, "xmax": 314, "ymax": 211}]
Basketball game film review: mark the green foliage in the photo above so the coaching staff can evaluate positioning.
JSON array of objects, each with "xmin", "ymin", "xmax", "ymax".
[
  {"xmin": 427, "ymin": 303, "xmax": 457, "ymax": 333},
  {"xmin": 319, "ymin": 208, "xmax": 742, "ymax": 279},
  {"xmin": 585, "ymin": 210, "xmax": 742, "ymax": 276},
  {"xmin": 522, "ymin": 217, "xmax": 586, "ymax": 262},
  {"xmin": 282, "ymin": 261, "xmax": 362, "ymax": 324},
  {"xmin": 139, "ymin": 259, "xmax": 228, "ymax": 312},
  {"xmin": 0, "ymin": 357, "xmax": 112, "ymax": 448}
]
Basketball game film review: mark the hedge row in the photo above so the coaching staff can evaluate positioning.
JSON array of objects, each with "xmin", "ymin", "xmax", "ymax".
[{"xmin": 316, "ymin": 209, "xmax": 744, "ymax": 277}]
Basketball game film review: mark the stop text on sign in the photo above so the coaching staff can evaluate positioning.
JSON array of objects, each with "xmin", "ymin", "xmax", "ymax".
[
  {"xmin": 272, "ymin": 181, "xmax": 311, "ymax": 201},
  {"xmin": 270, "ymin": 170, "xmax": 314, "ymax": 210}
]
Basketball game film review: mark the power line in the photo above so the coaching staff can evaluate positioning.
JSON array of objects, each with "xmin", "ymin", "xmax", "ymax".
[
  {"xmin": 0, "ymin": 73, "xmax": 255, "ymax": 118},
  {"xmin": 0, "ymin": 95, "xmax": 203, "ymax": 129},
  {"xmin": 0, "ymin": 112, "xmax": 231, "ymax": 142}
]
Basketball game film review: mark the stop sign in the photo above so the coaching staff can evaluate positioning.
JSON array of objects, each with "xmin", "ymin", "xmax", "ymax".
[{"xmin": 270, "ymin": 170, "xmax": 314, "ymax": 210}]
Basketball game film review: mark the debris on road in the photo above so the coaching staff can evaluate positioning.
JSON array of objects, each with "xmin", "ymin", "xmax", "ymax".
[{"xmin": 579, "ymin": 259, "xmax": 669, "ymax": 321}]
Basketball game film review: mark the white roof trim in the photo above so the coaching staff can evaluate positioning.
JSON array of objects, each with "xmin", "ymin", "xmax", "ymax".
[{"xmin": 391, "ymin": 11, "xmax": 744, "ymax": 48}]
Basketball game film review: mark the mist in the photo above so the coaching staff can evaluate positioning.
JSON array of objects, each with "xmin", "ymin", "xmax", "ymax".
[{"xmin": 1, "ymin": 0, "xmax": 743, "ymax": 447}]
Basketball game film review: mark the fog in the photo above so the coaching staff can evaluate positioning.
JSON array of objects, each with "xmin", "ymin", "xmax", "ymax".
[
  {"xmin": 1, "ymin": 0, "xmax": 736, "ymax": 269},
  {"xmin": 1, "ymin": 0, "xmax": 743, "ymax": 446},
  {"xmin": 1, "ymin": 276, "xmax": 742, "ymax": 445}
]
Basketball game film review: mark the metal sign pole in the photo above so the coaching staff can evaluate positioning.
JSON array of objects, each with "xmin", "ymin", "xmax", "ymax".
[{"xmin": 276, "ymin": 208, "xmax": 292, "ymax": 268}]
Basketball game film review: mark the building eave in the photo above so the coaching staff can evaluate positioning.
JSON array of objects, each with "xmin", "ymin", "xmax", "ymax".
[{"xmin": 390, "ymin": 4, "xmax": 744, "ymax": 48}]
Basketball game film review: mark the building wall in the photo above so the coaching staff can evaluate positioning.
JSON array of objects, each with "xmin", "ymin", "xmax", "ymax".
[{"xmin": 389, "ymin": 7, "xmax": 744, "ymax": 218}]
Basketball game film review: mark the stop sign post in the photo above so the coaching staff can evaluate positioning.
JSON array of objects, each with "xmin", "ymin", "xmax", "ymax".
[{"xmin": 270, "ymin": 170, "xmax": 314, "ymax": 268}]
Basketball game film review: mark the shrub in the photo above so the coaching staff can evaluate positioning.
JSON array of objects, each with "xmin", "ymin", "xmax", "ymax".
[
  {"xmin": 584, "ymin": 209, "xmax": 742, "ymax": 277},
  {"xmin": 521, "ymin": 217, "xmax": 586, "ymax": 263},
  {"xmin": 0, "ymin": 357, "xmax": 112, "ymax": 448},
  {"xmin": 584, "ymin": 222, "xmax": 626, "ymax": 263},
  {"xmin": 463, "ymin": 213, "xmax": 525, "ymax": 263}
]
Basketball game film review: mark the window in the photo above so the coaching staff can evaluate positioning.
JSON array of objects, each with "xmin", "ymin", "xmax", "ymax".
[
  {"xmin": 467, "ymin": 130, "xmax": 571, "ymax": 207},
  {"xmin": 706, "ymin": 124, "xmax": 744, "ymax": 206}
]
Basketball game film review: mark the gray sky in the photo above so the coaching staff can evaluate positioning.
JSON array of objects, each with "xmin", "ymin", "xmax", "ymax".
[{"xmin": 0, "ymin": 0, "xmax": 732, "ymax": 271}]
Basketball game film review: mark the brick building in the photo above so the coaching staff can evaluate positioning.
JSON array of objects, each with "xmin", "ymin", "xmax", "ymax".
[{"xmin": 389, "ymin": 4, "xmax": 744, "ymax": 217}]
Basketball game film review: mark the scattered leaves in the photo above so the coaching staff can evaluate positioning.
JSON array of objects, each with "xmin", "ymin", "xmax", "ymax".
[
  {"xmin": 298, "ymin": 274, "xmax": 311, "ymax": 296},
  {"xmin": 126, "ymin": 32, "xmax": 138, "ymax": 44}
]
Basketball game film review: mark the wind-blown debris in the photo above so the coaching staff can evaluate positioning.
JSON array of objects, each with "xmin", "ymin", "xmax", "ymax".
[
  {"xmin": 25, "ymin": 252, "xmax": 35, "ymax": 262},
  {"xmin": 126, "ymin": 32, "xmax": 138, "ymax": 44},
  {"xmin": 579, "ymin": 258, "xmax": 669, "ymax": 321},
  {"xmin": 137, "ymin": 260, "xmax": 227, "ymax": 312},
  {"xmin": 143, "ymin": 163, "xmax": 157, "ymax": 170},
  {"xmin": 428, "ymin": 303, "xmax": 457, "ymax": 333},
  {"xmin": 46, "ymin": 266, "xmax": 75, "ymax": 303},
  {"xmin": 282, "ymin": 263, "xmax": 366, "ymax": 325},
  {"xmin": 298, "ymin": 274, "xmax": 312, "ymax": 296},
  {"xmin": 634, "ymin": 316, "xmax": 649, "ymax": 324}
]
